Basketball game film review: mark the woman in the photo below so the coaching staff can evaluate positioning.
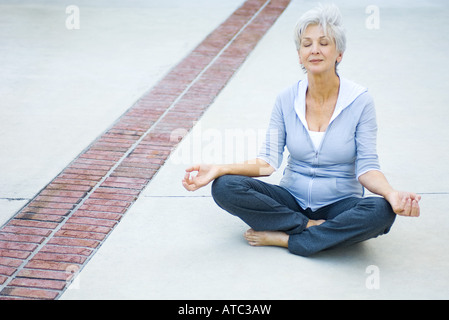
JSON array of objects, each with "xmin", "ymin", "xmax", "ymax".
[{"xmin": 182, "ymin": 5, "xmax": 420, "ymax": 257}]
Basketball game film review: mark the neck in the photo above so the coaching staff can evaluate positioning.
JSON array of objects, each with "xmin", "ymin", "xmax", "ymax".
[{"xmin": 307, "ymin": 72, "xmax": 340, "ymax": 103}]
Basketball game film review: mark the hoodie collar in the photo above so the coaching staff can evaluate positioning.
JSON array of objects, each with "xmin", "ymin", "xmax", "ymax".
[{"xmin": 294, "ymin": 76, "xmax": 367, "ymax": 128}]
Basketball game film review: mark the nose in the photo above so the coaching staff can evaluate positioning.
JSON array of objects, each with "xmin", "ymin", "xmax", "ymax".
[{"xmin": 311, "ymin": 42, "xmax": 320, "ymax": 54}]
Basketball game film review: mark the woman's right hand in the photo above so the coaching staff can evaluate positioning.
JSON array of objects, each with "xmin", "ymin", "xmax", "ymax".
[
  {"xmin": 182, "ymin": 164, "xmax": 221, "ymax": 192},
  {"xmin": 182, "ymin": 159, "xmax": 274, "ymax": 192}
]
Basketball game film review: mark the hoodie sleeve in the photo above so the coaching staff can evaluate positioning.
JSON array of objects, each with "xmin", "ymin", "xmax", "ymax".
[
  {"xmin": 256, "ymin": 94, "xmax": 286, "ymax": 170},
  {"xmin": 355, "ymin": 93, "xmax": 381, "ymax": 179}
]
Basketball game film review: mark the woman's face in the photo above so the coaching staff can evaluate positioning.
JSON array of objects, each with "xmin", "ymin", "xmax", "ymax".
[{"xmin": 298, "ymin": 24, "xmax": 342, "ymax": 75}]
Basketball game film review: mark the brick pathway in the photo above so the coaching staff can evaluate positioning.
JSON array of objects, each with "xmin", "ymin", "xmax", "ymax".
[{"xmin": 0, "ymin": 0, "xmax": 290, "ymax": 299}]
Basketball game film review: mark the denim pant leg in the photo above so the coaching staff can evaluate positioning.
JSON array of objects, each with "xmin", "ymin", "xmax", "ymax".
[
  {"xmin": 211, "ymin": 175, "xmax": 309, "ymax": 234},
  {"xmin": 288, "ymin": 197, "xmax": 396, "ymax": 257}
]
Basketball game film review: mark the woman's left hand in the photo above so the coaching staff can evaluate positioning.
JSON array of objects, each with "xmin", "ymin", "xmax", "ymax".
[{"xmin": 386, "ymin": 190, "xmax": 421, "ymax": 217}]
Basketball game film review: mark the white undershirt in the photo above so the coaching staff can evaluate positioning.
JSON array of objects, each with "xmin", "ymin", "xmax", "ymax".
[{"xmin": 307, "ymin": 129, "xmax": 325, "ymax": 150}]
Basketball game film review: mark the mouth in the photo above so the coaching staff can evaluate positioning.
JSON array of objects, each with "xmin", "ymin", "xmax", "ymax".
[{"xmin": 309, "ymin": 59, "xmax": 323, "ymax": 63}]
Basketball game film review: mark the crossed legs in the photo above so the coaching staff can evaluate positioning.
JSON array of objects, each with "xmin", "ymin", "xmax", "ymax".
[{"xmin": 211, "ymin": 175, "xmax": 396, "ymax": 257}]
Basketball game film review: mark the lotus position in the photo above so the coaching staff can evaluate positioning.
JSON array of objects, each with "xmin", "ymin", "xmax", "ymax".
[{"xmin": 182, "ymin": 5, "xmax": 420, "ymax": 257}]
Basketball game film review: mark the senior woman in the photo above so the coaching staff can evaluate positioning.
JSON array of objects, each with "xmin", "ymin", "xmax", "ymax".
[{"xmin": 182, "ymin": 5, "xmax": 420, "ymax": 257}]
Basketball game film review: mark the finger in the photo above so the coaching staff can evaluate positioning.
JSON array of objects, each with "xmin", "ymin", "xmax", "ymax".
[
  {"xmin": 182, "ymin": 179, "xmax": 197, "ymax": 191},
  {"xmin": 395, "ymin": 196, "xmax": 407, "ymax": 214},
  {"xmin": 185, "ymin": 164, "xmax": 200, "ymax": 173},
  {"xmin": 411, "ymin": 200, "xmax": 420, "ymax": 217},
  {"xmin": 404, "ymin": 198, "xmax": 413, "ymax": 216}
]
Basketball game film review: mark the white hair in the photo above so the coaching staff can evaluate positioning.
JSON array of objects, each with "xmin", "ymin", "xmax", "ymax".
[{"xmin": 293, "ymin": 4, "xmax": 346, "ymax": 70}]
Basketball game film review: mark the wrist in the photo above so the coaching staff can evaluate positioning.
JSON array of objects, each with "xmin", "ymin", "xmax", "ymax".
[
  {"xmin": 383, "ymin": 188, "xmax": 397, "ymax": 203},
  {"xmin": 214, "ymin": 164, "xmax": 228, "ymax": 178}
]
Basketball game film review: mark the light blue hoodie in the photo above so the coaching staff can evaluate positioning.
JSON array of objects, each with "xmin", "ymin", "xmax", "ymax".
[{"xmin": 257, "ymin": 77, "xmax": 380, "ymax": 211}]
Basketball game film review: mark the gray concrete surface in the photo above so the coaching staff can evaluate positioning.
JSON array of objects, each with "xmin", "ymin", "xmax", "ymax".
[{"xmin": 1, "ymin": 0, "xmax": 448, "ymax": 300}]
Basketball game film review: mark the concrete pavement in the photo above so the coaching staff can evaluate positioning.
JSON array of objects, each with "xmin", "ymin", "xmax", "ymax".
[{"xmin": 1, "ymin": 0, "xmax": 448, "ymax": 300}]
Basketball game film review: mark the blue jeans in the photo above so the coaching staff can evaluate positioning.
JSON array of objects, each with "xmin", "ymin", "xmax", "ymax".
[{"xmin": 211, "ymin": 175, "xmax": 396, "ymax": 257}]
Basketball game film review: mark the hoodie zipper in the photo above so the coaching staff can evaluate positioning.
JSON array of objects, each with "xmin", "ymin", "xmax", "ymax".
[
  {"xmin": 306, "ymin": 122, "xmax": 333, "ymax": 208},
  {"xmin": 307, "ymin": 150, "xmax": 318, "ymax": 208}
]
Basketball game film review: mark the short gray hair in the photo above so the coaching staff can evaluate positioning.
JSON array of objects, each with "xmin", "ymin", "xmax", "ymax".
[{"xmin": 293, "ymin": 4, "xmax": 346, "ymax": 66}]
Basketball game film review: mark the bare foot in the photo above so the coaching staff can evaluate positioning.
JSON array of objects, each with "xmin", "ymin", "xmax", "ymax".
[
  {"xmin": 244, "ymin": 220, "xmax": 325, "ymax": 248},
  {"xmin": 244, "ymin": 229, "xmax": 289, "ymax": 248}
]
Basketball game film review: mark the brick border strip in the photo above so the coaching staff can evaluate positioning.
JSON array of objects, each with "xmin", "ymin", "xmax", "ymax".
[{"xmin": 0, "ymin": 0, "xmax": 291, "ymax": 299}]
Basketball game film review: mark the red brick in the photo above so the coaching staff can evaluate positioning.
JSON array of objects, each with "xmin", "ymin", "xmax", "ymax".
[
  {"xmin": 21, "ymin": 207, "xmax": 70, "ymax": 216},
  {"xmin": 125, "ymin": 109, "xmax": 165, "ymax": 121},
  {"xmin": 89, "ymin": 191, "xmax": 136, "ymax": 202},
  {"xmin": 73, "ymin": 210, "xmax": 122, "ymax": 221},
  {"xmin": 79, "ymin": 153, "xmax": 122, "ymax": 162},
  {"xmin": 0, "ymin": 287, "xmax": 58, "ymax": 300},
  {"xmin": 0, "ymin": 265, "xmax": 16, "ymax": 277},
  {"xmin": 1, "ymin": 225, "xmax": 52, "ymax": 237},
  {"xmin": 46, "ymin": 237, "xmax": 99, "ymax": 248},
  {"xmin": 134, "ymin": 99, "xmax": 171, "ymax": 110},
  {"xmin": 119, "ymin": 159, "xmax": 160, "ymax": 170},
  {"xmin": 103, "ymin": 131, "xmax": 141, "ymax": 139},
  {"xmin": 97, "ymin": 137, "xmax": 136, "ymax": 145},
  {"xmin": 18, "ymin": 268, "xmax": 74, "ymax": 281},
  {"xmin": 27, "ymin": 202, "xmax": 75, "ymax": 210},
  {"xmin": 9, "ymin": 277, "xmax": 66, "ymax": 290},
  {"xmin": 63, "ymin": 168, "xmax": 108, "ymax": 176},
  {"xmin": 24, "ymin": 257, "xmax": 63, "ymax": 272},
  {"xmin": 72, "ymin": 157, "xmax": 116, "ymax": 167},
  {"xmin": 100, "ymin": 181, "xmax": 144, "ymax": 190},
  {"xmin": 0, "ymin": 257, "xmax": 23, "ymax": 268},
  {"xmin": 0, "ymin": 249, "xmax": 31, "ymax": 260},
  {"xmin": 83, "ymin": 198, "xmax": 130, "ymax": 208},
  {"xmin": 58, "ymin": 173, "xmax": 103, "ymax": 182},
  {"xmin": 0, "ymin": 232, "xmax": 45, "ymax": 244},
  {"xmin": 107, "ymin": 128, "xmax": 144, "ymax": 136},
  {"xmin": 89, "ymin": 144, "xmax": 129, "ymax": 153},
  {"xmin": 125, "ymin": 152, "xmax": 169, "ymax": 162},
  {"xmin": 131, "ymin": 147, "xmax": 171, "ymax": 156},
  {"xmin": 18, "ymin": 212, "xmax": 62, "ymax": 223},
  {"xmin": 54, "ymin": 229, "xmax": 106, "ymax": 242},
  {"xmin": 48, "ymin": 178, "xmax": 97, "ymax": 188},
  {"xmin": 39, "ymin": 190, "xmax": 87, "ymax": 198},
  {"xmin": 32, "ymin": 252, "xmax": 87, "ymax": 264},
  {"xmin": 78, "ymin": 204, "xmax": 127, "ymax": 214},
  {"xmin": 65, "ymin": 216, "xmax": 117, "ymax": 228},
  {"xmin": 0, "ymin": 241, "xmax": 38, "ymax": 252},
  {"xmin": 110, "ymin": 168, "xmax": 156, "ymax": 180},
  {"xmin": 123, "ymin": 155, "xmax": 166, "ymax": 165},
  {"xmin": 94, "ymin": 187, "xmax": 140, "ymax": 196},
  {"xmin": 105, "ymin": 176, "xmax": 147, "ymax": 184},
  {"xmin": 34, "ymin": 195, "xmax": 81, "ymax": 204},
  {"xmin": 61, "ymin": 223, "xmax": 111, "ymax": 234},
  {"xmin": 40, "ymin": 244, "xmax": 93, "ymax": 257},
  {"xmin": 113, "ymin": 123, "xmax": 149, "ymax": 133},
  {"xmin": 85, "ymin": 150, "xmax": 124, "ymax": 157},
  {"xmin": 68, "ymin": 162, "xmax": 112, "ymax": 171},
  {"xmin": 7, "ymin": 219, "xmax": 58, "ymax": 230}
]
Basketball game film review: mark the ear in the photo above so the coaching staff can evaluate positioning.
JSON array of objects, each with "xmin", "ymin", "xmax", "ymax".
[{"xmin": 336, "ymin": 51, "xmax": 343, "ymax": 63}]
